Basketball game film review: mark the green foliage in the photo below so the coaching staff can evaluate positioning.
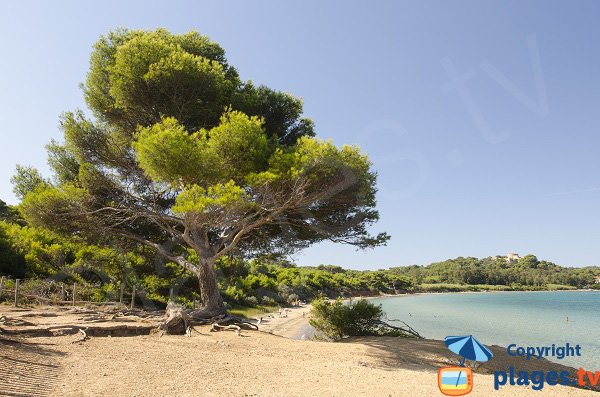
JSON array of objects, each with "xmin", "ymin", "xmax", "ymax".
[
  {"xmin": 46, "ymin": 140, "xmax": 80, "ymax": 185},
  {"xmin": 0, "ymin": 221, "xmax": 26, "ymax": 277},
  {"xmin": 133, "ymin": 117, "xmax": 214, "ymax": 186},
  {"xmin": 390, "ymin": 256, "xmax": 600, "ymax": 290},
  {"xmin": 309, "ymin": 298, "xmax": 409, "ymax": 341},
  {"xmin": 206, "ymin": 110, "xmax": 270, "ymax": 181},
  {"xmin": 91, "ymin": 29, "xmax": 234, "ymax": 130},
  {"xmin": 232, "ymin": 82, "xmax": 315, "ymax": 145},
  {"xmin": 212, "ymin": 257, "xmax": 414, "ymax": 307},
  {"xmin": 0, "ymin": 220, "xmax": 145, "ymax": 289},
  {"xmin": 133, "ymin": 110, "xmax": 270, "ymax": 188},
  {"xmin": 19, "ymin": 184, "xmax": 89, "ymax": 235},
  {"xmin": 82, "ymin": 28, "xmax": 309, "ymax": 144},
  {"xmin": 0, "ymin": 221, "xmax": 74, "ymax": 277},
  {"xmin": 10, "ymin": 165, "xmax": 49, "ymax": 200},
  {"xmin": 172, "ymin": 181, "xmax": 249, "ymax": 215},
  {"xmin": 0, "ymin": 199, "xmax": 22, "ymax": 224},
  {"xmin": 14, "ymin": 29, "xmax": 388, "ymax": 313},
  {"xmin": 1, "ymin": 216, "xmax": 599, "ymax": 308}
]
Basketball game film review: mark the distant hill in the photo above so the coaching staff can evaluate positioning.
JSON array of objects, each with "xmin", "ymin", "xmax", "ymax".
[{"xmin": 388, "ymin": 255, "xmax": 600, "ymax": 291}]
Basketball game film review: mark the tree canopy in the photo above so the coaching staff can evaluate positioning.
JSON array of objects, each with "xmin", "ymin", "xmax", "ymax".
[
  {"xmin": 17, "ymin": 28, "xmax": 388, "ymax": 315},
  {"xmin": 10, "ymin": 165, "xmax": 48, "ymax": 200}
]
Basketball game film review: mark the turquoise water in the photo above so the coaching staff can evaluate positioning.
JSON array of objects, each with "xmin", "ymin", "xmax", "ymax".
[{"xmin": 371, "ymin": 291, "xmax": 600, "ymax": 369}]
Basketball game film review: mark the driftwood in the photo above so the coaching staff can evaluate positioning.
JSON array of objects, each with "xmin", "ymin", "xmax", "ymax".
[
  {"xmin": 211, "ymin": 323, "xmax": 241, "ymax": 335},
  {"xmin": 160, "ymin": 302, "xmax": 191, "ymax": 335},
  {"xmin": 379, "ymin": 317, "xmax": 423, "ymax": 338},
  {"xmin": 72, "ymin": 328, "xmax": 89, "ymax": 343}
]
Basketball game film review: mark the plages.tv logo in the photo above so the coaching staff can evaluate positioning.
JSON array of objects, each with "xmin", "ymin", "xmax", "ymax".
[{"xmin": 438, "ymin": 335, "xmax": 494, "ymax": 396}]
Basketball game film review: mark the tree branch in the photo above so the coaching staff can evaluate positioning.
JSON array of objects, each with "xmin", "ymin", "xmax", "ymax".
[{"xmin": 117, "ymin": 232, "xmax": 200, "ymax": 274}]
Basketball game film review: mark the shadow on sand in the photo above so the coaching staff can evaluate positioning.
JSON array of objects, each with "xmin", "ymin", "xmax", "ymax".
[
  {"xmin": 0, "ymin": 335, "xmax": 66, "ymax": 397},
  {"xmin": 343, "ymin": 337, "xmax": 599, "ymax": 392}
]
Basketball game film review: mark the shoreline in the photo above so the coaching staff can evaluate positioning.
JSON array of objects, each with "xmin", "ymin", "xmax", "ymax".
[
  {"xmin": 253, "ymin": 303, "xmax": 314, "ymax": 339},
  {"xmin": 365, "ymin": 288, "xmax": 600, "ymax": 299},
  {"xmin": 2, "ymin": 305, "xmax": 598, "ymax": 396},
  {"xmin": 254, "ymin": 289, "xmax": 600, "ymax": 339}
]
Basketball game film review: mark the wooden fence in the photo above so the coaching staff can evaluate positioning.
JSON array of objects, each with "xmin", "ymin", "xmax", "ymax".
[{"xmin": 0, "ymin": 276, "xmax": 138, "ymax": 310}]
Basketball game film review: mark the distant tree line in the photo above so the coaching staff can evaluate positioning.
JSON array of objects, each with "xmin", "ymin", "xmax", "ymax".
[
  {"xmin": 390, "ymin": 255, "xmax": 600, "ymax": 290},
  {"xmin": 2, "ymin": 199, "xmax": 599, "ymax": 308}
]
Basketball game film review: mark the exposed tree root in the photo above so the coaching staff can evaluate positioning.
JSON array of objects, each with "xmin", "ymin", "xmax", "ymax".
[
  {"xmin": 159, "ymin": 302, "xmax": 191, "ymax": 335},
  {"xmin": 160, "ymin": 303, "xmax": 258, "ymax": 335},
  {"xmin": 0, "ymin": 323, "xmax": 155, "ymax": 337},
  {"xmin": 0, "ymin": 316, "xmax": 37, "ymax": 327}
]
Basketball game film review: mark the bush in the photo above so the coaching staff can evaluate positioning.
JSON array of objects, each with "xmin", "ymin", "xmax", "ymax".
[
  {"xmin": 245, "ymin": 296, "xmax": 259, "ymax": 306},
  {"xmin": 309, "ymin": 298, "xmax": 419, "ymax": 341},
  {"xmin": 287, "ymin": 293, "xmax": 299, "ymax": 305},
  {"xmin": 224, "ymin": 285, "xmax": 245, "ymax": 303},
  {"xmin": 261, "ymin": 296, "xmax": 277, "ymax": 306}
]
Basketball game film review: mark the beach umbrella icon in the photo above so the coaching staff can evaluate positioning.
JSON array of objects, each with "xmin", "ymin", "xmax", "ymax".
[
  {"xmin": 444, "ymin": 335, "xmax": 493, "ymax": 366},
  {"xmin": 439, "ymin": 335, "xmax": 492, "ymax": 395}
]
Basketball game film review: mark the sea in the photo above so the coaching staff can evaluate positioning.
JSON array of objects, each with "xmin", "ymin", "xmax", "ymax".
[{"xmin": 370, "ymin": 291, "xmax": 600, "ymax": 369}]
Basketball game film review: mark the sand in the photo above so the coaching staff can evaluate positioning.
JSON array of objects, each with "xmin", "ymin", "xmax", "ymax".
[
  {"xmin": 1, "ymin": 304, "xmax": 598, "ymax": 397},
  {"xmin": 252, "ymin": 304, "xmax": 313, "ymax": 339}
]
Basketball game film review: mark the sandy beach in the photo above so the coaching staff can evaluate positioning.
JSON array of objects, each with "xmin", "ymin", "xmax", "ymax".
[
  {"xmin": 253, "ymin": 304, "xmax": 313, "ymax": 339},
  {"xmin": 1, "ymin": 304, "xmax": 598, "ymax": 397}
]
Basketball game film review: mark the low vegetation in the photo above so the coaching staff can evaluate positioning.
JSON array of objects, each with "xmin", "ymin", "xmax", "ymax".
[
  {"xmin": 391, "ymin": 255, "xmax": 600, "ymax": 291},
  {"xmin": 309, "ymin": 298, "xmax": 421, "ymax": 341},
  {"xmin": 1, "ymin": 199, "xmax": 599, "ymax": 310}
]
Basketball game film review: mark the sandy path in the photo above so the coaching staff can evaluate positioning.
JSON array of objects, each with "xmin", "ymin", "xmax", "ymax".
[
  {"xmin": 41, "ymin": 330, "xmax": 597, "ymax": 397},
  {"xmin": 254, "ymin": 304, "xmax": 313, "ymax": 339}
]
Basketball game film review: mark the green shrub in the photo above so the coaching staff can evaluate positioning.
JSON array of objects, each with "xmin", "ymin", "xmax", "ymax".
[
  {"xmin": 261, "ymin": 296, "xmax": 277, "ymax": 306},
  {"xmin": 287, "ymin": 293, "xmax": 299, "ymax": 305},
  {"xmin": 309, "ymin": 298, "xmax": 417, "ymax": 341}
]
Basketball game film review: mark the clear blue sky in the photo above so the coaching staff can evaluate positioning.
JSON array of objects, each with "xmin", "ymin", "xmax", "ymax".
[{"xmin": 1, "ymin": 1, "xmax": 599, "ymax": 269}]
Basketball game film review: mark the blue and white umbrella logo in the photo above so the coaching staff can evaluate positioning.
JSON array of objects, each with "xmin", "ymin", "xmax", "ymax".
[{"xmin": 444, "ymin": 335, "xmax": 493, "ymax": 366}]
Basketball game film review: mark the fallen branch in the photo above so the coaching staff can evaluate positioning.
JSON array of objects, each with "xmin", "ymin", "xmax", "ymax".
[
  {"xmin": 210, "ymin": 323, "xmax": 241, "ymax": 335},
  {"xmin": 72, "ymin": 328, "xmax": 89, "ymax": 343},
  {"xmin": 382, "ymin": 317, "xmax": 423, "ymax": 338},
  {"xmin": 0, "ymin": 316, "xmax": 37, "ymax": 327}
]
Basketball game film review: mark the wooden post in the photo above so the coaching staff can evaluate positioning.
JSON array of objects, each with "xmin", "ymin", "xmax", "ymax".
[
  {"xmin": 130, "ymin": 285, "xmax": 136, "ymax": 310},
  {"xmin": 14, "ymin": 279, "xmax": 20, "ymax": 307},
  {"xmin": 193, "ymin": 297, "xmax": 197, "ymax": 309},
  {"xmin": 169, "ymin": 287, "xmax": 174, "ymax": 301},
  {"xmin": 0, "ymin": 276, "xmax": 5, "ymax": 299},
  {"xmin": 72, "ymin": 283, "xmax": 76, "ymax": 306},
  {"xmin": 119, "ymin": 282, "xmax": 125, "ymax": 304},
  {"xmin": 61, "ymin": 284, "xmax": 65, "ymax": 301}
]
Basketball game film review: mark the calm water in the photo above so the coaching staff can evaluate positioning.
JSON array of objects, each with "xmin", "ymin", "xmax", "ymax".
[{"xmin": 371, "ymin": 291, "xmax": 600, "ymax": 368}]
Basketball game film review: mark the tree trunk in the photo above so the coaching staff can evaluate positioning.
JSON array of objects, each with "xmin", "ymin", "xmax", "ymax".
[
  {"xmin": 160, "ymin": 257, "xmax": 259, "ymax": 334},
  {"xmin": 194, "ymin": 257, "xmax": 225, "ymax": 317},
  {"xmin": 161, "ymin": 301, "xmax": 190, "ymax": 335}
]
